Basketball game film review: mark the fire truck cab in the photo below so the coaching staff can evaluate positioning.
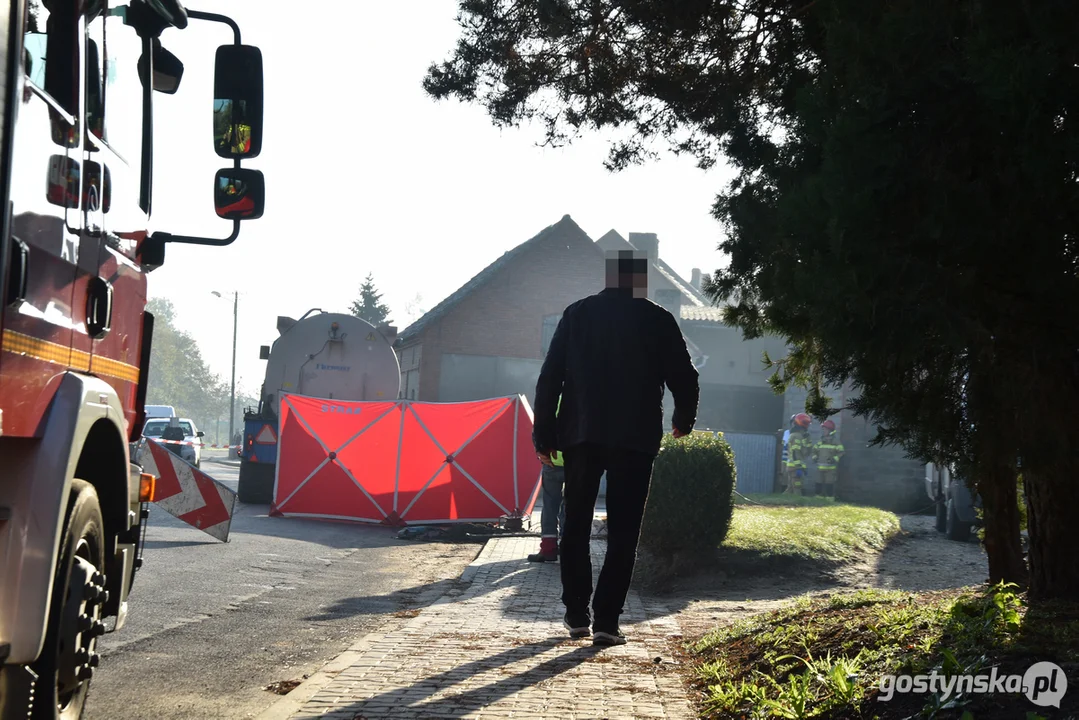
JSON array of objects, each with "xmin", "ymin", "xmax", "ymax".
[{"xmin": 0, "ymin": 0, "xmax": 265, "ymax": 717}]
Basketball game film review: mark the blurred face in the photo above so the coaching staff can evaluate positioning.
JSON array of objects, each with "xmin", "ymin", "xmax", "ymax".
[{"xmin": 605, "ymin": 251, "xmax": 648, "ymax": 298}]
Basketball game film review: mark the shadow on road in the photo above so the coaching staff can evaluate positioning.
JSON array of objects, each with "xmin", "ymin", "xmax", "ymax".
[
  {"xmin": 140, "ymin": 539, "xmax": 216, "ymax": 550},
  {"xmin": 302, "ymin": 559, "xmax": 548, "ymax": 622},
  {"xmin": 308, "ymin": 515, "xmax": 989, "ymax": 630},
  {"xmin": 329, "ymin": 638, "xmax": 600, "ymax": 718}
]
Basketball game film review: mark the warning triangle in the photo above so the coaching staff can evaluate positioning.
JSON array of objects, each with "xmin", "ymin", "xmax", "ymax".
[
  {"xmin": 365, "ymin": 332, "xmax": 376, "ymax": 341},
  {"xmin": 255, "ymin": 424, "xmax": 277, "ymax": 444}
]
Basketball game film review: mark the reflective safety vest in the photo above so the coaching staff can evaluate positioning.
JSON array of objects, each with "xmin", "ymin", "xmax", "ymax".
[
  {"xmin": 785, "ymin": 429, "xmax": 811, "ymax": 469},
  {"xmin": 813, "ymin": 432, "xmax": 845, "ymax": 470},
  {"xmin": 550, "ymin": 395, "xmax": 564, "ymax": 467}
]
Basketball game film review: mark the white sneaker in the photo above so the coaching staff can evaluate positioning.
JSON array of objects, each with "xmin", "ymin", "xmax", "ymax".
[{"xmin": 593, "ymin": 628, "xmax": 627, "ymax": 646}]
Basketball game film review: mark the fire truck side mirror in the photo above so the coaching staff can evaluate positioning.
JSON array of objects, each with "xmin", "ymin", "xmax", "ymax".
[
  {"xmin": 213, "ymin": 45, "xmax": 263, "ymax": 160},
  {"xmin": 138, "ymin": 39, "xmax": 185, "ymax": 95},
  {"xmin": 214, "ymin": 168, "xmax": 265, "ymax": 221}
]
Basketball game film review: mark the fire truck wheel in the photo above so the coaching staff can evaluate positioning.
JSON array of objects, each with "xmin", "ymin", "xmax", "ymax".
[{"xmin": 30, "ymin": 480, "xmax": 107, "ymax": 720}]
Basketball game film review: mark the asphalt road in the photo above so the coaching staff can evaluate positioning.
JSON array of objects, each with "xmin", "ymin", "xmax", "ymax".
[{"xmin": 85, "ymin": 457, "xmax": 481, "ymax": 720}]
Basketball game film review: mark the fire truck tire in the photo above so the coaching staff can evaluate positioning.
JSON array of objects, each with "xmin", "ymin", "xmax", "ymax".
[
  {"xmin": 238, "ymin": 460, "xmax": 275, "ymax": 504},
  {"xmin": 29, "ymin": 480, "xmax": 107, "ymax": 720}
]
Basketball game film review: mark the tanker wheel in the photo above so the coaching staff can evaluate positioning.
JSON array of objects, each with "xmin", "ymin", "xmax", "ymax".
[
  {"xmin": 30, "ymin": 480, "xmax": 108, "ymax": 720},
  {"xmin": 935, "ymin": 497, "xmax": 947, "ymax": 533},
  {"xmin": 238, "ymin": 460, "xmax": 275, "ymax": 504}
]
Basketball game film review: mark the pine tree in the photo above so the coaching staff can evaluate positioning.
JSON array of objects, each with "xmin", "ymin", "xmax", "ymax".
[{"xmin": 349, "ymin": 273, "xmax": 392, "ymax": 326}]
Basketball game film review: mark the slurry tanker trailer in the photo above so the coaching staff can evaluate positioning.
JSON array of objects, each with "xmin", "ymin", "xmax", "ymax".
[{"xmin": 237, "ymin": 310, "xmax": 401, "ymax": 503}]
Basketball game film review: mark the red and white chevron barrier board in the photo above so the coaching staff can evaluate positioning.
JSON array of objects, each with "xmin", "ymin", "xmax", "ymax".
[{"xmin": 137, "ymin": 439, "xmax": 238, "ymax": 542}]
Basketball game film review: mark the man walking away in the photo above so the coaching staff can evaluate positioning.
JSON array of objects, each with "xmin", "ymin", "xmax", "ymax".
[
  {"xmin": 528, "ymin": 395, "xmax": 567, "ymax": 562},
  {"xmin": 533, "ymin": 250, "xmax": 700, "ymax": 646},
  {"xmin": 813, "ymin": 419, "xmax": 844, "ymax": 498}
]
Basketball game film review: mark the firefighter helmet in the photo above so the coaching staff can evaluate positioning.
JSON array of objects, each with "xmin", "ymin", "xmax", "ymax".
[
  {"xmin": 794, "ymin": 413, "xmax": 811, "ymax": 428},
  {"xmin": 821, "ymin": 419, "xmax": 836, "ymax": 431}
]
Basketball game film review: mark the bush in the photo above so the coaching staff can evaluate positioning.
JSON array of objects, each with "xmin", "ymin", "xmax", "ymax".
[{"xmin": 639, "ymin": 432, "xmax": 736, "ymax": 565}]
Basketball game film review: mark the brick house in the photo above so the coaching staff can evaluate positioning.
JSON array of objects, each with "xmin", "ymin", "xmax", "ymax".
[{"xmin": 394, "ymin": 215, "xmax": 608, "ymax": 402}]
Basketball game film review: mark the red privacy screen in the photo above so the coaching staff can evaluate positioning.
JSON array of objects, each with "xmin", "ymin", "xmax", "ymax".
[{"xmin": 270, "ymin": 393, "xmax": 542, "ymax": 525}]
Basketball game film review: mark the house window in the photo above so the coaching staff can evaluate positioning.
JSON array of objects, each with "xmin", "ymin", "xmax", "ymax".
[{"xmin": 541, "ymin": 314, "xmax": 561, "ymax": 356}]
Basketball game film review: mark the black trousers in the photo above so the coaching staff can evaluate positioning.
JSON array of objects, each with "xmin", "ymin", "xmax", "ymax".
[{"xmin": 559, "ymin": 442, "xmax": 655, "ymax": 628}]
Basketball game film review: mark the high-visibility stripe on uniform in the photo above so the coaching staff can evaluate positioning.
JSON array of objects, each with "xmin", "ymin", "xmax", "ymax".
[
  {"xmin": 785, "ymin": 431, "xmax": 811, "ymax": 469},
  {"xmin": 814, "ymin": 436, "xmax": 845, "ymax": 470}
]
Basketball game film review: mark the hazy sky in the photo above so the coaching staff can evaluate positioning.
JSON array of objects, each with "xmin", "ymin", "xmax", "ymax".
[{"xmin": 148, "ymin": 1, "xmax": 735, "ymax": 397}]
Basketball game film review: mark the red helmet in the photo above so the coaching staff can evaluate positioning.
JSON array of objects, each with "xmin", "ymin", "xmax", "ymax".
[
  {"xmin": 821, "ymin": 419, "xmax": 836, "ymax": 431},
  {"xmin": 794, "ymin": 413, "xmax": 811, "ymax": 428}
]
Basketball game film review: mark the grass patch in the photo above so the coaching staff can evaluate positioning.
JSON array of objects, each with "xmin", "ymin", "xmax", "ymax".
[
  {"xmin": 686, "ymin": 583, "xmax": 1079, "ymax": 718},
  {"xmin": 721, "ymin": 504, "xmax": 901, "ymax": 569}
]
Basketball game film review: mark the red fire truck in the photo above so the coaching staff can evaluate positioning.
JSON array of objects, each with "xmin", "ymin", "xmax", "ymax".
[{"xmin": 0, "ymin": 0, "xmax": 265, "ymax": 717}]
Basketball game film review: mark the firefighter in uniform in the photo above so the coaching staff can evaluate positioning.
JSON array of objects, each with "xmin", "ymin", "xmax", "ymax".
[
  {"xmin": 813, "ymin": 419, "xmax": 844, "ymax": 498},
  {"xmin": 784, "ymin": 413, "xmax": 812, "ymax": 495}
]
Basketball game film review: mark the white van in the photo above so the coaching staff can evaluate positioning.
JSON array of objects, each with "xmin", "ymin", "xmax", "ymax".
[{"xmin": 145, "ymin": 405, "xmax": 176, "ymax": 419}]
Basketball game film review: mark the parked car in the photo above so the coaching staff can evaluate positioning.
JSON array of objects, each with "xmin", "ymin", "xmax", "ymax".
[
  {"xmin": 143, "ymin": 417, "xmax": 204, "ymax": 467},
  {"xmin": 925, "ymin": 462, "xmax": 980, "ymax": 541}
]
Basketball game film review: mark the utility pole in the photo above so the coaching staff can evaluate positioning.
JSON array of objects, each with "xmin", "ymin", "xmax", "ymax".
[
  {"xmin": 229, "ymin": 291, "xmax": 238, "ymax": 446},
  {"xmin": 213, "ymin": 290, "xmax": 240, "ymax": 449}
]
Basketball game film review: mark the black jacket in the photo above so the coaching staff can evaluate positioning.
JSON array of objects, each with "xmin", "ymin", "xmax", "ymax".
[{"xmin": 533, "ymin": 288, "xmax": 700, "ymax": 458}]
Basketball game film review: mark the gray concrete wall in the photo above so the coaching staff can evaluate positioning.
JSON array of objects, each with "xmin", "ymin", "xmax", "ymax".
[{"xmin": 684, "ymin": 323, "xmax": 789, "ymax": 388}]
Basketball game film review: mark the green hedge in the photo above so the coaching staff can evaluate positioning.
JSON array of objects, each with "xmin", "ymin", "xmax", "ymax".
[{"xmin": 639, "ymin": 432, "xmax": 737, "ymax": 560}]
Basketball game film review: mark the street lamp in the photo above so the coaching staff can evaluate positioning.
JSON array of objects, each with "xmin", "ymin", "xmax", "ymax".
[{"xmin": 211, "ymin": 290, "xmax": 239, "ymax": 450}]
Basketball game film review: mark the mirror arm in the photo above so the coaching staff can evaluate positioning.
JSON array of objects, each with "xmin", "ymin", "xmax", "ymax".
[
  {"xmin": 186, "ymin": 9, "xmax": 241, "ymax": 44},
  {"xmin": 152, "ymin": 220, "xmax": 240, "ymax": 247}
]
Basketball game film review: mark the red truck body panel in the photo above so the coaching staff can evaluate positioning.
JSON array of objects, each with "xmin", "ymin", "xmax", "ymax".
[{"xmin": 0, "ymin": 4, "xmax": 148, "ymax": 439}]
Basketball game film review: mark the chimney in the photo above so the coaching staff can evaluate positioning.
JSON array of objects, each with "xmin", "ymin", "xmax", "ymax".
[
  {"xmin": 628, "ymin": 232, "xmax": 659, "ymax": 261},
  {"xmin": 691, "ymin": 268, "xmax": 702, "ymax": 290},
  {"xmin": 378, "ymin": 323, "xmax": 398, "ymax": 343}
]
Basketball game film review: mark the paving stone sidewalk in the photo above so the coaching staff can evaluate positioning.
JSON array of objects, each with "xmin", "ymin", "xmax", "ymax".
[{"xmin": 262, "ymin": 536, "xmax": 695, "ymax": 719}]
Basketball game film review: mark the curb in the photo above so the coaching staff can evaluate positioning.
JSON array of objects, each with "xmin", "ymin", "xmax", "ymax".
[
  {"xmin": 253, "ymin": 539, "xmax": 496, "ymax": 720},
  {"xmin": 253, "ymin": 632, "xmax": 390, "ymax": 720}
]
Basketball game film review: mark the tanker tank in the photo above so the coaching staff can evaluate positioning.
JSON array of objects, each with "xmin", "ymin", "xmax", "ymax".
[{"xmin": 237, "ymin": 310, "xmax": 402, "ymax": 504}]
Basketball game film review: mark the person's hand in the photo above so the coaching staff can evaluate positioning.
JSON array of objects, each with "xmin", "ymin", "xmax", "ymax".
[
  {"xmin": 672, "ymin": 427, "xmax": 687, "ymax": 439},
  {"xmin": 536, "ymin": 450, "xmax": 554, "ymax": 467}
]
